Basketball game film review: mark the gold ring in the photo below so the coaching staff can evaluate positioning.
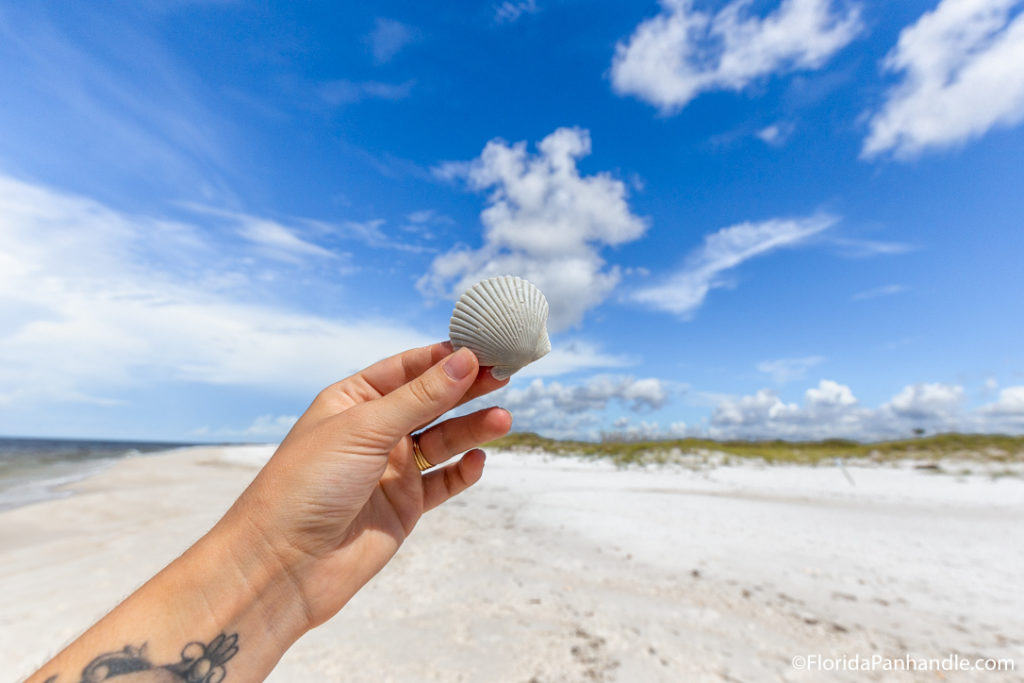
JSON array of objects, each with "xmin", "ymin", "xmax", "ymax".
[{"xmin": 411, "ymin": 433, "xmax": 431, "ymax": 472}]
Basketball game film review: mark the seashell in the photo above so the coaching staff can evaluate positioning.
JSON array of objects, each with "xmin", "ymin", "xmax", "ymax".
[{"xmin": 449, "ymin": 275, "xmax": 551, "ymax": 380}]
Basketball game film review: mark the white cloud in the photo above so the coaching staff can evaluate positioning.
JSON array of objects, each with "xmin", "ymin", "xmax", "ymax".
[
  {"xmin": 0, "ymin": 174, "xmax": 434, "ymax": 403},
  {"xmin": 187, "ymin": 204, "xmax": 429, "ymax": 255},
  {"xmin": 242, "ymin": 414, "xmax": 299, "ymax": 437},
  {"xmin": 631, "ymin": 213, "xmax": 837, "ymax": 316},
  {"xmin": 600, "ymin": 417, "xmax": 685, "ymax": 442},
  {"xmin": 495, "ymin": 0, "xmax": 539, "ymax": 24},
  {"xmin": 757, "ymin": 355, "xmax": 826, "ymax": 383},
  {"xmin": 473, "ymin": 373, "xmax": 1024, "ymax": 441},
  {"xmin": 863, "ymin": 0, "xmax": 1024, "ymax": 159},
  {"xmin": 236, "ymin": 219, "xmax": 334, "ymax": 260},
  {"xmin": 756, "ymin": 122, "xmax": 795, "ymax": 145},
  {"xmin": 887, "ymin": 382, "xmax": 964, "ymax": 420},
  {"xmin": 830, "ymin": 237, "xmax": 917, "ymax": 258},
  {"xmin": 459, "ymin": 372, "xmax": 1023, "ymax": 441},
  {"xmin": 319, "ymin": 79, "xmax": 415, "ymax": 105},
  {"xmin": 421, "ymin": 127, "xmax": 648, "ymax": 331},
  {"xmin": 314, "ymin": 218, "xmax": 433, "ymax": 253},
  {"xmin": 366, "ymin": 18, "xmax": 416, "ymax": 64},
  {"xmin": 490, "ymin": 375, "xmax": 673, "ymax": 439},
  {"xmin": 977, "ymin": 386, "xmax": 1024, "ymax": 431},
  {"xmin": 181, "ymin": 205, "xmax": 335, "ymax": 261},
  {"xmin": 704, "ymin": 379, "xmax": 1020, "ymax": 440},
  {"xmin": 191, "ymin": 414, "xmax": 298, "ymax": 440},
  {"xmin": 519, "ymin": 339, "xmax": 633, "ymax": 378},
  {"xmin": 611, "ymin": 0, "xmax": 862, "ymax": 113},
  {"xmin": 851, "ymin": 283, "xmax": 907, "ymax": 300},
  {"xmin": 0, "ymin": 7, "xmax": 235, "ymax": 200},
  {"xmin": 963, "ymin": 385, "xmax": 1024, "ymax": 432},
  {"xmin": 806, "ymin": 378, "xmax": 857, "ymax": 409}
]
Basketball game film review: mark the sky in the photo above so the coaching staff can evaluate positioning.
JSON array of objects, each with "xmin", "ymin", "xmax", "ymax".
[{"xmin": 1, "ymin": 0, "xmax": 1023, "ymax": 443}]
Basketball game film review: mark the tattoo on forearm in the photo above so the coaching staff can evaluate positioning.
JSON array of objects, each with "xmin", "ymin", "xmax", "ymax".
[{"xmin": 42, "ymin": 632, "xmax": 239, "ymax": 683}]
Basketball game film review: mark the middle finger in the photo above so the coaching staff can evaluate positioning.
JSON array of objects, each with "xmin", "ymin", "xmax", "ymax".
[{"xmin": 415, "ymin": 406, "xmax": 512, "ymax": 469}]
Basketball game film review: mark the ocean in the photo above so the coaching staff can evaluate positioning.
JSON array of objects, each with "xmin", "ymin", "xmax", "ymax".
[{"xmin": 0, "ymin": 437, "xmax": 196, "ymax": 511}]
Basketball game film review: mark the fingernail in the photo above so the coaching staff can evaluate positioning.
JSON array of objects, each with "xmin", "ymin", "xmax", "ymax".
[{"xmin": 443, "ymin": 348, "xmax": 475, "ymax": 380}]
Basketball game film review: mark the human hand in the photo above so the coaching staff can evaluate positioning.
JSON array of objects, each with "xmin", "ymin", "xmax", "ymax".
[{"xmin": 224, "ymin": 342, "xmax": 512, "ymax": 631}]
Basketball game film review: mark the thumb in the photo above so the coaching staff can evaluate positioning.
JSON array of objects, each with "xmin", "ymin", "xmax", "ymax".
[{"xmin": 369, "ymin": 347, "xmax": 479, "ymax": 438}]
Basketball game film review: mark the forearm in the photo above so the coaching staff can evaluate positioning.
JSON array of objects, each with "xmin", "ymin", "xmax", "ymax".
[
  {"xmin": 28, "ymin": 507, "xmax": 312, "ymax": 683},
  {"xmin": 28, "ymin": 345, "xmax": 502, "ymax": 682}
]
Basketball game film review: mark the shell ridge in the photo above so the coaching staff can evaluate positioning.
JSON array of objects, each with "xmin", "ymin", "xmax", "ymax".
[
  {"xmin": 470, "ymin": 281, "xmax": 522, "ymax": 353},
  {"xmin": 448, "ymin": 275, "xmax": 551, "ymax": 378}
]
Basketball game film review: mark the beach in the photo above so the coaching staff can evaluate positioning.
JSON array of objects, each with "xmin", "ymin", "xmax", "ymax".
[{"xmin": 2, "ymin": 446, "xmax": 1022, "ymax": 682}]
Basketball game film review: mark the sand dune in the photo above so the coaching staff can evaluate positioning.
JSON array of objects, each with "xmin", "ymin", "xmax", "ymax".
[{"xmin": 2, "ymin": 446, "xmax": 1021, "ymax": 681}]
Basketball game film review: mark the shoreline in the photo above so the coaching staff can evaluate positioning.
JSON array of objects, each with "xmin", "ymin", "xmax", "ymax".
[
  {"xmin": 2, "ymin": 446, "xmax": 1022, "ymax": 681},
  {"xmin": 0, "ymin": 439, "xmax": 214, "ymax": 513}
]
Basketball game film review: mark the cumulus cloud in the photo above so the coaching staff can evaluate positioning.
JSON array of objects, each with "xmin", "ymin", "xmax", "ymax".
[
  {"xmin": 976, "ymin": 386, "xmax": 1024, "ymax": 431},
  {"xmin": 421, "ymin": 127, "xmax": 648, "ymax": 331},
  {"xmin": 600, "ymin": 417, "xmax": 689, "ymax": 442},
  {"xmin": 0, "ymin": 174, "xmax": 435, "ymax": 404},
  {"xmin": 705, "ymin": 379, "xmax": 1021, "ymax": 440},
  {"xmin": 757, "ymin": 355, "xmax": 826, "ymax": 384},
  {"xmin": 491, "ymin": 375, "xmax": 673, "ymax": 439},
  {"xmin": 611, "ymin": 0, "xmax": 862, "ymax": 113},
  {"xmin": 453, "ymin": 373, "xmax": 1022, "ymax": 441},
  {"xmin": 631, "ymin": 213, "xmax": 837, "ymax": 316},
  {"xmin": 863, "ymin": 0, "xmax": 1024, "ymax": 159},
  {"xmin": 888, "ymin": 382, "xmax": 964, "ymax": 420}
]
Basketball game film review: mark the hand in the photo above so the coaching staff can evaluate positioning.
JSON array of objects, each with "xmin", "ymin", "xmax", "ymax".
[{"xmin": 225, "ymin": 342, "xmax": 512, "ymax": 630}]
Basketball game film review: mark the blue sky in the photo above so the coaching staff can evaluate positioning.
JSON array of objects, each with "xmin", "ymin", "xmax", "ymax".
[{"xmin": 1, "ymin": 0, "xmax": 1023, "ymax": 442}]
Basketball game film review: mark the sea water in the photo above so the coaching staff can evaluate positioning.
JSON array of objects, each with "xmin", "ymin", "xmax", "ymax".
[{"xmin": 0, "ymin": 437, "xmax": 194, "ymax": 511}]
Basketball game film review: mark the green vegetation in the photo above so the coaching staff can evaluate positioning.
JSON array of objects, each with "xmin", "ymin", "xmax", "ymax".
[{"xmin": 485, "ymin": 432, "xmax": 1024, "ymax": 467}]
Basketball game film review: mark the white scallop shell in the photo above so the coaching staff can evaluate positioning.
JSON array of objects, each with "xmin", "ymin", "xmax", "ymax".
[{"xmin": 449, "ymin": 276, "xmax": 551, "ymax": 380}]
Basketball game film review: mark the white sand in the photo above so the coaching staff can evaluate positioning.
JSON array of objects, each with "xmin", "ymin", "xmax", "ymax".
[{"xmin": 2, "ymin": 446, "xmax": 1022, "ymax": 682}]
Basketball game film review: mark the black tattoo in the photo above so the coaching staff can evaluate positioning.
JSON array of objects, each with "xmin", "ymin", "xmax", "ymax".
[{"xmin": 42, "ymin": 633, "xmax": 239, "ymax": 683}]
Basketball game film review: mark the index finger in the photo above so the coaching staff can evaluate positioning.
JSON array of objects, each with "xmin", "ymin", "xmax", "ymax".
[{"xmin": 306, "ymin": 342, "xmax": 509, "ymax": 422}]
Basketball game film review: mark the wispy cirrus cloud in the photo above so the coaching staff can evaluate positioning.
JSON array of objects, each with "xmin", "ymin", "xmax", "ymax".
[
  {"xmin": 0, "ymin": 173, "xmax": 433, "ymax": 405},
  {"xmin": 863, "ymin": 0, "xmax": 1024, "ymax": 159},
  {"xmin": 519, "ymin": 339, "xmax": 634, "ymax": 378},
  {"xmin": 851, "ymin": 283, "xmax": 907, "ymax": 301},
  {"xmin": 319, "ymin": 79, "xmax": 415, "ymax": 105},
  {"xmin": 183, "ymin": 204, "xmax": 431, "ymax": 256},
  {"xmin": 181, "ymin": 204, "xmax": 336, "ymax": 261},
  {"xmin": 830, "ymin": 236, "xmax": 917, "ymax": 258},
  {"xmin": 495, "ymin": 0, "xmax": 539, "ymax": 24},
  {"xmin": 757, "ymin": 356, "xmax": 826, "ymax": 384},
  {"xmin": 631, "ymin": 213, "xmax": 837, "ymax": 317},
  {"xmin": 0, "ymin": 5, "xmax": 237, "ymax": 205},
  {"xmin": 611, "ymin": 0, "xmax": 862, "ymax": 114}
]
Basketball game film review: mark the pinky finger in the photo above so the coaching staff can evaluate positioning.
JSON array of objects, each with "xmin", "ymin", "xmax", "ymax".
[{"xmin": 422, "ymin": 449, "xmax": 487, "ymax": 512}]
